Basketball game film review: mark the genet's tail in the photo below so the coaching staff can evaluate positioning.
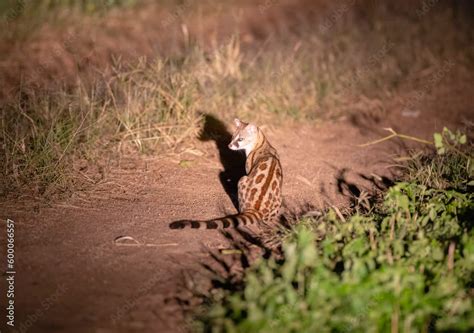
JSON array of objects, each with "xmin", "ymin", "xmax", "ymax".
[{"xmin": 169, "ymin": 210, "xmax": 262, "ymax": 229}]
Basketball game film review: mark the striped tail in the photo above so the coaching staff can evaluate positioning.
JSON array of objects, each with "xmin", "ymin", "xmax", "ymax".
[{"xmin": 169, "ymin": 210, "xmax": 262, "ymax": 230}]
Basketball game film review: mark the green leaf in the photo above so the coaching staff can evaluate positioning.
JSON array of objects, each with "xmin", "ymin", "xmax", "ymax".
[
  {"xmin": 432, "ymin": 246, "xmax": 444, "ymax": 261},
  {"xmin": 468, "ymin": 158, "xmax": 474, "ymax": 177},
  {"xmin": 433, "ymin": 133, "xmax": 443, "ymax": 149}
]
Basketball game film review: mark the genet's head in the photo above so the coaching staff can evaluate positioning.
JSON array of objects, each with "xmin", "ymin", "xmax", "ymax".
[{"xmin": 228, "ymin": 118, "xmax": 258, "ymax": 154}]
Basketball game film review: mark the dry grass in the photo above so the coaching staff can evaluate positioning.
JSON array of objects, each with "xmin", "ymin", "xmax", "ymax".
[{"xmin": 0, "ymin": 1, "xmax": 472, "ymax": 199}]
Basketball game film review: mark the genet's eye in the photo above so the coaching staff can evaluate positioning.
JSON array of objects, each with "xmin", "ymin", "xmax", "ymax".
[{"xmin": 237, "ymin": 137, "xmax": 244, "ymax": 142}]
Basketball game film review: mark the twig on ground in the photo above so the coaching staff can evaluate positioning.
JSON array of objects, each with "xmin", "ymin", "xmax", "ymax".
[{"xmin": 358, "ymin": 128, "xmax": 433, "ymax": 147}]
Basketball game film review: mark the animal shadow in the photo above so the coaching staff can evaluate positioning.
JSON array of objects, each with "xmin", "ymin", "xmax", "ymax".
[
  {"xmin": 199, "ymin": 114, "xmax": 246, "ymax": 210},
  {"xmin": 335, "ymin": 168, "xmax": 394, "ymax": 212}
]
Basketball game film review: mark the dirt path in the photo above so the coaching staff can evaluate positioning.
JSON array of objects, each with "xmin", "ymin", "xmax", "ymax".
[
  {"xmin": 1, "ymin": 1, "xmax": 473, "ymax": 332},
  {"xmin": 1, "ymin": 74, "xmax": 472, "ymax": 332}
]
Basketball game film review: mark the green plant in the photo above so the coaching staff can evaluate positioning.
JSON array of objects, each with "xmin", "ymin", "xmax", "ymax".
[
  {"xmin": 199, "ymin": 132, "xmax": 474, "ymax": 332},
  {"xmin": 433, "ymin": 127, "xmax": 467, "ymax": 155}
]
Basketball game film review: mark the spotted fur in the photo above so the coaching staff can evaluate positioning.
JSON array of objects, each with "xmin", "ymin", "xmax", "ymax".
[{"xmin": 169, "ymin": 118, "xmax": 283, "ymax": 230}]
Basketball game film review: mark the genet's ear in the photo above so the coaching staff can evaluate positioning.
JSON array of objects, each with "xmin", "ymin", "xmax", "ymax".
[
  {"xmin": 247, "ymin": 123, "xmax": 257, "ymax": 134},
  {"xmin": 234, "ymin": 118, "xmax": 241, "ymax": 127}
]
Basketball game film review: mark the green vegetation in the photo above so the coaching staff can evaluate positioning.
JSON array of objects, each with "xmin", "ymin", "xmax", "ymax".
[{"xmin": 199, "ymin": 131, "xmax": 473, "ymax": 332}]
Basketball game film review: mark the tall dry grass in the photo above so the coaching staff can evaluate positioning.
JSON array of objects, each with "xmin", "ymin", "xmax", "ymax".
[{"xmin": 1, "ymin": 1, "xmax": 472, "ymax": 199}]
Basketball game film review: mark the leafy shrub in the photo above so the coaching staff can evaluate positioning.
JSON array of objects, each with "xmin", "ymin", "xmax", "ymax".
[{"xmin": 200, "ymin": 132, "xmax": 474, "ymax": 333}]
